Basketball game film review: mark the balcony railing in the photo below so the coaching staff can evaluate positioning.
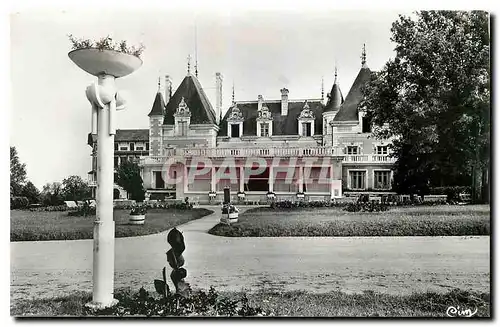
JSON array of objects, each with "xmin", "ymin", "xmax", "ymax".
[
  {"xmin": 343, "ymin": 154, "xmax": 396, "ymax": 163},
  {"xmin": 139, "ymin": 147, "xmax": 396, "ymax": 165}
]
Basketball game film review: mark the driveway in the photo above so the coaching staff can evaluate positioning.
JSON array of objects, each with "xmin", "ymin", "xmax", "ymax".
[{"xmin": 11, "ymin": 206, "xmax": 490, "ymax": 301}]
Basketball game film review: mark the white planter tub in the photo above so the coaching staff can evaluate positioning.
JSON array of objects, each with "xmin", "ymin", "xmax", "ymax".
[
  {"xmin": 129, "ymin": 214, "xmax": 145, "ymax": 225},
  {"xmin": 220, "ymin": 212, "xmax": 239, "ymax": 224}
]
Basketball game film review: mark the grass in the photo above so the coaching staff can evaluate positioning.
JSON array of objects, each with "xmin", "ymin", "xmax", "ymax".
[
  {"xmin": 10, "ymin": 208, "xmax": 213, "ymax": 242},
  {"xmin": 11, "ymin": 288, "xmax": 490, "ymax": 317},
  {"xmin": 208, "ymin": 205, "xmax": 490, "ymax": 237}
]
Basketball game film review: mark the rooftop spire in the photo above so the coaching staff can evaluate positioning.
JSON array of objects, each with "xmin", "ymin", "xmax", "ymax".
[
  {"xmin": 321, "ymin": 76, "xmax": 324, "ymax": 101},
  {"xmin": 194, "ymin": 25, "xmax": 199, "ymax": 77},
  {"xmin": 361, "ymin": 43, "xmax": 367, "ymax": 68},
  {"xmin": 187, "ymin": 54, "xmax": 191, "ymax": 75},
  {"xmin": 334, "ymin": 66, "xmax": 338, "ymax": 83},
  {"xmin": 232, "ymin": 82, "xmax": 235, "ymax": 104}
]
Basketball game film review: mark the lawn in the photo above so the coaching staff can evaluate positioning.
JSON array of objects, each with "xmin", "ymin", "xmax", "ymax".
[
  {"xmin": 10, "ymin": 287, "xmax": 490, "ymax": 317},
  {"xmin": 10, "ymin": 208, "xmax": 213, "ymax": 242},
  {"xmin": 208, "ymin": 205, "xmax": 490, "ymax": 237}
]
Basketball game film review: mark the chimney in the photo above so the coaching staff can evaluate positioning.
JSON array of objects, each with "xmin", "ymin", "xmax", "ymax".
[
  {"xmin": 215, "ymin": 72, "xmax": 223, "ymax": 124},
  {"xmin": 280, "ymin": 88, "xmax": 289, "ymax": 115},
  {"xmin": 165, "ymin": 75, "xmax": 172, "ymax": 105},
  {"xmin": 257, "ymin": 95, "xmax": 264, "ymax": 111}
]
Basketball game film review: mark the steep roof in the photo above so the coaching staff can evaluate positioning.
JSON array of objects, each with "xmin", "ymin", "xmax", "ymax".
[
  {"xmin": 324, "ymin": 82, "xmax": 344, "ymax": 112},
  {"xmin": 163, "ymin": 74, "xmax": 217, "ymax": 125},
  {"xmin": 148, "ymin": 92, "xmax": 166, "ymax": 117},
  {"xmin": 87, "ymin": 129, "xmax": 149, "ymax": 146},
  {"xmin": 333, "ymin": 66, "xmax": 371, "ymax": 122},
  {"xmin": 218, "ymin": 100, "xmax": 324, "ymax": 137},
  {"xmin": 114, "ymin": 129, "xmax": 149, "ymax": 141}
]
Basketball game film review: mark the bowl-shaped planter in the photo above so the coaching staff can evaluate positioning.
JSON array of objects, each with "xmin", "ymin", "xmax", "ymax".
[
  {"xmin": 129, "ymin": 214, "xmax": 146, "ymax": 225},
  {"xmin": 68, "ymin": 48, "xmax": 143, "ymax": 78}
]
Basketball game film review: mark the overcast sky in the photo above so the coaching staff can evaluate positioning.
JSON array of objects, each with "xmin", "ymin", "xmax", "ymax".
[{"xmin": 10, "ymin": 7, "xmax": 409, "ymax": 188}]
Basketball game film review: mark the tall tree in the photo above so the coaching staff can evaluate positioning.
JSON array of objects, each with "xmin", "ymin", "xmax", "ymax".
[
  {"xmin": 21, "ymin": 181, "xmax": 41, "ymax": 204},
  {"xmin": 115, "ymin": 160, "xmax": 145, "ymax": 201},
  {"xmin": 62, "ymin": 175, "xmax": 92, "ymax": 201},
  {"xmin": 10, "ymin": 146, "xmax": 27, "ymax": 196},
  {"xmin": 41, "ymin": 182, "xmax": 64, "ymax": 206},
  {"xmin": 362, "ymin": 11, "xmax": 490, "ymax": 202}
]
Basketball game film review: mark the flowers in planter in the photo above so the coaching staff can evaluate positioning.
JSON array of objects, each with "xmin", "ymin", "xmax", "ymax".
[
  {"xmin": 130, "ymin": 204, "xmax": 147, "ymax": 215},
  {"xmin": 208, "ymin": 191, "xmax": 217, "ymax": 199},
  {"xmin": 221, "ymin": 204, "xmax": 239, "ymax": 214},
  {"xmin": 237, "ymin": 192, "xmax": 246, "ymax": 199},
  {"xmin": 266, "ymin": 192, "xmax": 276, "ymax": 199},
  {"xmin": 68, "ymin": 34, "xmax": 145, "ymax": 58},
  {"xmin": 296, "ymin": 192, "xmax": 305, "ymax": 198}
]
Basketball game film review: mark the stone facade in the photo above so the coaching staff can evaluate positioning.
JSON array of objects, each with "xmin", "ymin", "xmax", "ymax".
[{"xmin": 138, "ymin": 50, "xmax": 396, "ymax": 203}]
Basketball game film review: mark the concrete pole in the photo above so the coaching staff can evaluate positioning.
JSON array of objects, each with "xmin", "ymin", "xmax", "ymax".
[{"xmin": 91, "ymin": 74, "xmax": 117, "ymax": 308}]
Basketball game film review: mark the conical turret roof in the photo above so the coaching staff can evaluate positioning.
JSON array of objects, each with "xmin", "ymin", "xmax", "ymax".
[
  {"xmin": 163, "ymin": 74, "xmax": 217, "ymax": 124},
  {"xmin": 148, "ymin": 91, "xmax": 166, "ymax": 117}
]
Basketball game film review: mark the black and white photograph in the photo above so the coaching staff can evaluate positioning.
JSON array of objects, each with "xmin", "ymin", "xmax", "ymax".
[{"xmin": 7, "ymin": 0, "xmax": 492, "ymax": 319}]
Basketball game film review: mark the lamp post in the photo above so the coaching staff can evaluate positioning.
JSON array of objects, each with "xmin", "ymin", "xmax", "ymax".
[{"xmin": 68, "ymin": 47, "xmax": 142, "ymax": 308}]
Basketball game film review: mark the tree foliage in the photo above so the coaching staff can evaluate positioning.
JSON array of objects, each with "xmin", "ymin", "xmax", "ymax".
[
  {"xmin": 21, "ymin": 181, "xmax": 41, "ymax": 204},
  {"xmin": 10, "ymin": 147, "xmax": 27, "ymax": 196},
  {"xmin": 115, "ymin": 160, "xmax": 145, "ymax": 202},
  {"xmin": 41, "ymin": 182, "xmax": 64, "ymax": 206},
  {"xmin": 361, "ymin": 11, "xmax": 490, "ymax": 201},
  {"xmin": 62, "ymin": 175, "xmax": 92, "ymax": 201}
]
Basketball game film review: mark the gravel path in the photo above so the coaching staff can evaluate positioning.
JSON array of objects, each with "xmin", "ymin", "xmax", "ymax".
[{"xmin": 11, "ymin": 206, "xmax": 490, "ymax": 302}]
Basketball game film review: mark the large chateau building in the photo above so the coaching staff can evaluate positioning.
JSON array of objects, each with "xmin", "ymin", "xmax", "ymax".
[{"xmin": 89, "ymin": 46, "xmax": 396, "ymax": 203}]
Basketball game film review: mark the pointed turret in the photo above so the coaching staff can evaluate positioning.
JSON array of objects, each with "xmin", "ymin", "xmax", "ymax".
[
  {"xmin": 333, "ymin": 45, "xmax": 371, "ymax": 122},
  {"xmin": 148, "ymin": 78, "xmax": 166, "ymax": 117},
  {"xmin": 324, "ymin": 66, "xmax": 343, "ymax": 112}
]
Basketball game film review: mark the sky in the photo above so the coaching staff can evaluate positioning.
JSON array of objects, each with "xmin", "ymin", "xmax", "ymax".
[{"xmin": 9, "ymin": 6, "xmax": 409, "ymax": 189}]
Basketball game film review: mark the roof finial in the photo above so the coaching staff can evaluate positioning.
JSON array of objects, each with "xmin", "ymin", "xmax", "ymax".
[
  {"xmin": 361, "ymin": 43, "xmax": 367, "ymax": 67},
  {"xmin": 334, "ymin": 66, "xmax": 338, "ymax": 83},
  {"xmin": 158, "ymin": 76, "xmax": 161, "ymax": 91},
  {"xmin": 187, "ymin": 54, "xmax": 191, "ymax": 75},
  {"xmin": 321, "ymin": 76, "xmax": 324, "ymax": 101}
]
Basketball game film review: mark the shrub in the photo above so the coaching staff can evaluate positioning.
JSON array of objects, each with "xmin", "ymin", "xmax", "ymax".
[
  {"xmin": 10, "ymin": 196, "xmax": 30, "ymax": 209},
  {"xmin": 343, "ymin": 202, "xmax": 390, "ymax": 212},
  {"xmin": 270, "ymin": 200, "xmax": 345, "ymax": 209},
  {"xmin": 29, "ymin": 205, "xmax": 67, "ymax": 212},
  {"xmin": 87, "ymin": 286, "xmax": 265, "ymax": 317}
]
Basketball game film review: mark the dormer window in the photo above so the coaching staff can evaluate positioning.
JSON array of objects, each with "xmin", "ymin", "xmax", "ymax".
[
  {"xmin": 301, "ymin": 122, "xmax": 312, "ymax": 137},
  {"xmin": 174, "ymin": 97, "xmax": 191, "ymax": 136},
  {"xmin": 227, "ymin": 103, "xmax": 244, "ymax": 138},
  {"xmin": 297, "ymin": 100, "xmax": 315, "ymax": 137},
  {"xmin": 256, "ymin": 105, "xmax": 273, "ymax": 137}
]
